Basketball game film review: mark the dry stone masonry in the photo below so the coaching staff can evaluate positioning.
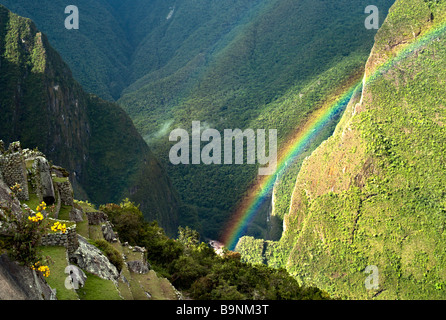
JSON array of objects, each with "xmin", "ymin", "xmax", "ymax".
[
  {"xmin": 40, "ymin": 226, "xmax": 79, "ymax": 255},
  {"xmin": 0, "ymin": 140, "xmax": 155, "ymax": 297},
  {"xmin": 0, "ymin": 141, "xmax": 29, "ymax": 201},
  {"xmin": 54, "ymin": 179, "xmax": 74, "ymax": 206},
  {"xmin": 0, "ymin": 141, "xmax": 76, "ymax": 209}
]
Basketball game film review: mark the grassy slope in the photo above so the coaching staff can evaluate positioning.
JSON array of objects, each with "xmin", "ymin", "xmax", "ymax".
[
  {"xmin": 276, "ymin": 0, "xmax": 446, "ymax": 299},
  {"xmin": 39, "ymin": 200, "xmax": 179, "ymax": 300}
]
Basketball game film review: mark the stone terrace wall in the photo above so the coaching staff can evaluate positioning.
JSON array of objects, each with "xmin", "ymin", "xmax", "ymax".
[
  {"xmin": 0, "ymin": 141, "xmax": 29, "ymax": 201},
  {"xmin": 41, "ymin": 226, "xmax": 79, "ymax": 255},
  {"xmin": 54, "ymin": 180, "xmax": 74, "ymax": 206}
]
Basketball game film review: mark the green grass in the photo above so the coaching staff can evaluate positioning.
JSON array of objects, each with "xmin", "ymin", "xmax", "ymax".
[
  {"xmin": 131, "ymin": 270, "xmax": 178, "ymax": 300},
  {"xmin": 25, "ymin": 159, "xmax": 33, "ymax": 170},
  {"xmin": 57, "ymin": 205, "xmax": 72, "ymax": 221},
  {"xmin": 76, "ymin": 271, "xmax": 122, "ymax": 300},
  {"xmin": 76, "ymin": 221, "xmax": 89, "ymax": 239},
  {"xmin": 39, "ymin": 246, "xmax": 79, "ymax": 300},
  {"xmin": 52, "ymin": 176, "xmax": 69, "ymax": 183},
  {"xmin": 111, "ymin": 241, "xmax": 135, "ymax": 300},
  {"xmin": 73, "ymin": 200, "xmax": 97, "ymax": 213},
  {"xmin": 88, "ymin": 225, "xmax": 104, "ymax": 241},
  {"xmin": 23, "ymin": 191, "xmax": 41, "ymax": 213}
]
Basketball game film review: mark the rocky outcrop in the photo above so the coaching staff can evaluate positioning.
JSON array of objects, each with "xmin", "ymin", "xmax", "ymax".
[
  {"xmin": 126, "ymin": 260, "xmax": 149, "ymax": 274},
  {"xmin": 69, "ymin": 236, "xmax": 119, "ymax": 283},
  {"xmin": 86, "ymin": 211, "xmax": 108, "ymax": 225},
  {"xmin": 0, "ymin": 178, "xmax": 22, "ymax": 220},
  {"xmin": 51, "ymin": 165, "xmax": 70, "ymax": 178},
  {"xmin": 0, "ymin": 254, "xmax": 56, "ymax": 300},
  {"xmin": 102, "ymin": 221, "xmax": 117, "ymax": 243},
  {"xmin": 32, "ymin": 157, "xmax": 56, "ymax": 206},
  {"xmin": 69, "ymin": 207, "xmax": 84, "ymax": 222},
  {"xmin": 132, "ymin": 246, "xmax": 146, "ymax": 254}
]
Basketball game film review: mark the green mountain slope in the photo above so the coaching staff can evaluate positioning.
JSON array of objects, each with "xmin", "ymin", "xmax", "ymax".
[
  {"xmin": 0, "ymin": 1, "xmax": 395, "ymax": 240},
  {"xmin": 0, "ymin": 0, "xmax": 131, "ymax": 100},
  {"xmin": 118, "ymin": 0, "xmax": 394, "ymax": 239},
  {"xmin": 262, "ymin": 0, "xmax": 446, "ymax": 299},
  {"xmin": 0, "ymin": 5, "xmax": 180, "ymax": 235}
]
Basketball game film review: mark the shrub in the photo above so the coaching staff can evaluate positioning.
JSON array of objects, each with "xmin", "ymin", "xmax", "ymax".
[{"xmin": 93, "ymin": 239, "xmax": 124, "ymax": 272}]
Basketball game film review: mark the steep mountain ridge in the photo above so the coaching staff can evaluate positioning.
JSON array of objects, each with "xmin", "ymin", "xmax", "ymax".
[
  {"xmin": 0, "ymin": 5, "xmax": 180, "ymax": 235},
  {"xmin": 275, "ymin": 0, "xmax": 446, "ymax": 299},
  {"xmin": 0, "ymin": 0, "xmax": 131, "ymax": 100}
]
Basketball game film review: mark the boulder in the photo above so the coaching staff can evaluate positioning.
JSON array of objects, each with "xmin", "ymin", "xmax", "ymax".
[
  {"xmin": 86, "ymin": 211, "xmax": 108, "ymax": 225},
  {"xmin": 132, "ymin": 246, "xmax": 146, "ymax": 253},
  {"xmin": 69, "ymin": 236, "xmax": 119, "ymax": 282},
  {"xmin": 101, "ymin": 221, "xmax": 117, "ymax": 243},
  {"xmin": 0, "ymin": 254, "xmax": 56, "ymax": 300},
  {"xmin": 33, "ymin": 157, "xmax": 56, "ymax": 205},
  {"xmin": 126, "ymin": 260, "xmax": 150, "ymax": 274},
  {"xmin": 69, "ymin": 207, "xmax": 84, "ymax": 222},
  {"xmin": 65, "ymin": 265, "xmax": 87, "ymax": 289}
]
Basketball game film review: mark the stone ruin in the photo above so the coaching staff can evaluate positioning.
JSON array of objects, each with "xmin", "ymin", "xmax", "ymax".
[
  {"xmin": 53, "ymin": 179, "xmax": 74, "ymax": 206},
  {"xmin": 0, "ymin": 140, "xmax": 74, "ymax": 208},
  {"xmin": 41, "ymin": 226, "xmax": 79, "ymax": 255},
  {"xmin": 0, "ymin": 140, "xmax": 80, "ymax": 253},
  {"xmin": 0, "ymin": 141, "xmax": 29, "ymax": 201},
  {"xmin": 0, "ymin": 140, "xmax": 152, "ymax": 292}
]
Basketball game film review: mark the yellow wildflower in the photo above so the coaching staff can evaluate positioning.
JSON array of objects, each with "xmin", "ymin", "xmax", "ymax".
[
  {"xmin": 51, "ymin": 221, "xmax": 67, "ymax": 233},
  {"xmin": 36, "ymin": 202, "xmax": 47, "ymax": 212},
  {"xmin": 28, "ymin": 211, "xmax": 44, "ymax": 222},
  {"xmin": 31, "ymin": 262, "xmax": 50, "ymax": 277}
]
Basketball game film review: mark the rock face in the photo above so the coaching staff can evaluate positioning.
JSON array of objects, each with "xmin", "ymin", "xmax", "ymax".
[
  {"xmin": 0, "ymin": 254, "xmax": 56, "ymax": 300},
  {"xmin": 32, "ymin": 157, "xmax": 56, "ymax": 206},
  {"xmin": 69, "ymin": 207, "xmax": 84, "ymax": 222},
  {"xmin": 86, "ymin": 211, "xmax": 108, "ymax": 225},
  {"xmin": 102, "ymin": 221, "xmax": 117, "ymax": 243},
  {"xmin": 0, "ymin": 178, "xmax": 22, "ymax": 219},
  {"xmin": 69, "ymin": 236, "xmax": 119, "ymax": 282}
]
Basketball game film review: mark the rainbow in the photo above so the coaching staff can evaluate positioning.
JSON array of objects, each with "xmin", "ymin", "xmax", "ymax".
[
  {"xmin": 221, "ymin": 82, "xmax": 361, "ymax": 250},
  {"xmin": 221, "ymin": 18, "xmax": 446, "ymax": 251}
]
